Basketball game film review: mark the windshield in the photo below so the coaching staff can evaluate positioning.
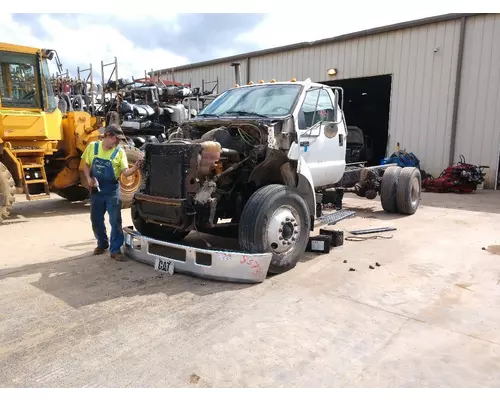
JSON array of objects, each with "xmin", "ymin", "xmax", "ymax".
[
  {"xmin": 0, "ymin": 51, "xmax": 40, "ymax": 109},
  {"xmin": 198, "ymin": 84, "xmax": 302, "ymax": 118}
]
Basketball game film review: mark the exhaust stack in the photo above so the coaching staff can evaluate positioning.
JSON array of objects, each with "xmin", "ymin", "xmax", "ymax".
[{"xmin": 231, "ymin": 62, "xmax": 241, "ymax": 86}]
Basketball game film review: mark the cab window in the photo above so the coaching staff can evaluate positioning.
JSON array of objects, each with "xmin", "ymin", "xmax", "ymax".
[
  {"xmin": 0, "ymin": 51, "xmax": 40, "ymax": 109},
  {"xmin": 298, "ymin": 88, "xmax": 335, "ymax": 129}
]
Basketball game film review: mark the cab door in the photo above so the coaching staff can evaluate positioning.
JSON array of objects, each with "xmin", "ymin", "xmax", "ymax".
[{"xmin": 295, "ymin": 86, "xmax": 346, "ymax": 187}]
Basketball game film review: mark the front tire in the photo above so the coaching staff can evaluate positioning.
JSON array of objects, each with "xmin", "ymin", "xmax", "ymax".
[
  {"xmin": 238, "ymin": 184, "xmax": 310, "ymax": 274},
  {"xmin": 0, "ymin": 162, "xmax": 16, "ymax": 223}
]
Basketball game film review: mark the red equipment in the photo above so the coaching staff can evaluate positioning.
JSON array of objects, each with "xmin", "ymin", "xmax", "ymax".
[{"xmin": 422, "ymin": 156, "xmax": 488, "ymax": 193}]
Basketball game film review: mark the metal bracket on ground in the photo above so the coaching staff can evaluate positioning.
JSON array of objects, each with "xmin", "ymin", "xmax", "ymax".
[{"xmin": 314, "ymin": 209, "xmax": 356, "ymax": 228}]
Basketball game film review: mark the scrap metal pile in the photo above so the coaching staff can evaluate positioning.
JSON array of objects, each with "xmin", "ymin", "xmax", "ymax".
[
  {"xmin": 50, "ymin": 72, "xmax": 217, "ymax": 150},
  {"xmin": 98, "ymin": 77, "xmax": 219, "ymax": 149},
  {"xmin": 422, "ymin": 155, "xmax": 487, "ymax": 193},
  {"xmin": 51, "ymin": 76, "xmax": 94, "ymax": 114}
]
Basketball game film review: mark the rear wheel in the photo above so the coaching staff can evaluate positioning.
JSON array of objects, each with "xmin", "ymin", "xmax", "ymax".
[
  {"xmin": 55, "ymin": 185, "xmax": 89, "ymax": 202},
  {"xmin": 380, "ymin": 166, "xmax": 402, "ymax": 213},
  {"xmin": 120, "ymin": 145, "xmax": 144, "ymax": 209},
  {"xmin": 0, "ymin": 162, "xmax": 16, "ymax": 223},
  {"xmin": 131, "ymin": 201, "xmax": 189, "ymax": 242},
  {"xmin": 238, "ymin": 184, "xmax": 310, "ymax": 274},
  {"xmin": 396, "ymin": 167, "xmax": 421, "ymax": 215}
]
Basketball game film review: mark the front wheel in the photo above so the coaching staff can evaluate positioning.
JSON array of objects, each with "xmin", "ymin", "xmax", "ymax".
[
  {"xmin": 0, "ymin": 162, "xmax": 16, "ymax": 223},
  {"xmin": 238, "ymin": 184, "xmax": 311, "ymax": 274}
]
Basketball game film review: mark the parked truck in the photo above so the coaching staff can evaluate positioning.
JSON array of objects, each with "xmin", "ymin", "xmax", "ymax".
[
  {"xmin": 0, "ymin": 42, "xmax": 143, "ymax": 223},
  {"xmin": 125, "ymin": 78, "xmax": 421, "ymax": 281}
]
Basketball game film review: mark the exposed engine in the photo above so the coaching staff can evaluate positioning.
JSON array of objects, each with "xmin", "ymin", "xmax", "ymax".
[
  {"xmin": 422, "ymin": 156, "xmax": 487, "ymax": 193},
  {"xmin": 133, "ymin": 118, "xmax": 298, "ymax": 232}
]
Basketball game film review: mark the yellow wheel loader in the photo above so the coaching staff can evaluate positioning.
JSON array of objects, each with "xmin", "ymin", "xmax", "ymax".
[{"xmin": 0, "ymin": 42, "xmax": 143, "ymax": 223}]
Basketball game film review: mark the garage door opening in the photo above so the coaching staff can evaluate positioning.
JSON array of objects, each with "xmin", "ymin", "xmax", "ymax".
[{"xmin": 321, "ymin": 74, "xmax": 392, "ymax": 166}]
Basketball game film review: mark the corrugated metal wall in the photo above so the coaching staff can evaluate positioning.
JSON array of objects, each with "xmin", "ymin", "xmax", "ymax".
[
  {"xmin": 247, "ymin": 20, "xmax": 461, "ymax": 178},
  {"xmin": 455, "ymin": 14, "xmax": 500, "ymax": 189},
  {"xmin": 163, "ymin": 17, "xmax": 500, "ymax": 186}
]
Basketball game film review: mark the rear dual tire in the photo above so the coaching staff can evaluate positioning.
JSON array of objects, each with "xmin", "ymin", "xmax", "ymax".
[{"xmin": 380, "ymin": 166, "xmax": 421, "ymax": 215}]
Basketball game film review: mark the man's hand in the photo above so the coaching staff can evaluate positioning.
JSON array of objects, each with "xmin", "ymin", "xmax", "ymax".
[
  {"xmin": 121, "ymin": 159, "xmax": 143, "ymax": 177},
  {"xmin": 86, "ymin": 176, "xmax": 95, "ymax": 188},
  {"xmin": 133, "ymin": 160, "xmax": 143, "ymax": 170}
]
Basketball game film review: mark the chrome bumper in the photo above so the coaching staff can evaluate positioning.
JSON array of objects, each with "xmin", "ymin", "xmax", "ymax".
[{"xmin": 123, "ymin": 226, "xmax": 272, "ymax": 283}]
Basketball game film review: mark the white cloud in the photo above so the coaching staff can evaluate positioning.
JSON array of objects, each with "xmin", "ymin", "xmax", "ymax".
[
  {"xmin": 235, "ymin": 9, "xmax": 450, "ymax": 50},
  {"xmin": 0, "ymin": 13, "xmax": 188, "ymax": 83}
]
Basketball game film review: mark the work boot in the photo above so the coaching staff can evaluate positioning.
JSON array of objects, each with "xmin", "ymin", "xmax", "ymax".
[
  {"xmin": 93, "ymin": 247, "xmax": 107, "ymax": 255},
  {"xmin": 111, "ymin": 252, "xmax": 127, "ymax": 262}
]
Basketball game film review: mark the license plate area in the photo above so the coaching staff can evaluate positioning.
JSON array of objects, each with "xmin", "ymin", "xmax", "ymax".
[{"xmin": 154, "ymin": 256, "xmax": 175, "ymax": 275}]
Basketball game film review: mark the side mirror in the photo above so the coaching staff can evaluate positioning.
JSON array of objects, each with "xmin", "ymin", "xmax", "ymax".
[{"xmin": 324, "ymin": 122, "xmax": 338, "ymax": 139}]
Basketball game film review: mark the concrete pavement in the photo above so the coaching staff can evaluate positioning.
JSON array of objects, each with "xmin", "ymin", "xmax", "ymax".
[{"xmin": 1, "ymin": 190, "xmax": 499, "ymax": 387}]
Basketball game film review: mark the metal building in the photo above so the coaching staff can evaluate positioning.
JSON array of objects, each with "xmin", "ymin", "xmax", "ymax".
[{"xmin": 154, "ymin": 13, "xmax": 500, "ymax": 189}]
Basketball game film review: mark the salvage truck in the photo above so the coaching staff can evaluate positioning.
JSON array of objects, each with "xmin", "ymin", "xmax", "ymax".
[{"xmin": 123, "ymin": 78, "xmax": 421, "ymax": 282}]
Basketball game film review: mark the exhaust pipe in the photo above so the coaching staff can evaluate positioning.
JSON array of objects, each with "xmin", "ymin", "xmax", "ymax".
[{"xmin": 231, "ymin": 62, "xmax": 241, "ymax": 86}]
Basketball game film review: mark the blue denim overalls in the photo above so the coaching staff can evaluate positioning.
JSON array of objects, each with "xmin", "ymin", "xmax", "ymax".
[{"xmin": 90, "ymin": 141, "xmax": 124, "ymax": 254}]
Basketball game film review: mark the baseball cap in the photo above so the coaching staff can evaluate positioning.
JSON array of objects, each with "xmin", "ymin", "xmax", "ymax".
[{"xmin": 104, "ymin": 123, "xmax": 126, "ymax": 140}]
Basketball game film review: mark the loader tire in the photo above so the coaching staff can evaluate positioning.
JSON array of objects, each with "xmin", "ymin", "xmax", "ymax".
[
  {"xmin": 238, "ymin": 184, "xmax": 310, "ymax": 275},
  {"xmin": 55, "ymin": 185, "xmax": 90, "ymax": 202},
  {"xmin": 380, "ymin": 166, "xmax": 402, "ymax": 213},
  {"xmin": 120, "ymin": 145, "xmax": 144, "ymax": 209},
  {"xmin": 131, "ymin": 202, "xmax": 189, "ymax": 242},
  {"xmin": 0, "ymin": 162, "xmax": 16, "ymax": 223},
  {"xmin": 396, "ymin": 167, "xmax": 421, "ymax": 215}
]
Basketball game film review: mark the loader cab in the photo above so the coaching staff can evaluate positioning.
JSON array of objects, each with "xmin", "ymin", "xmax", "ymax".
[{"xmin": 0, "ymin": 43, "xmax": 58, "ymax": 113}]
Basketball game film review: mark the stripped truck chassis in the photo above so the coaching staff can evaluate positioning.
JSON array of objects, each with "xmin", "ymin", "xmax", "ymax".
[{"xmin": 125, "ymin": 79, "xmax": 422, "ymax": 283}]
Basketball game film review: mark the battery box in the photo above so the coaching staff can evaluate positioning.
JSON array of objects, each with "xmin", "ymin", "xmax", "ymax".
[
  {"xmin": 306, "ymin": 235, "xmax": 331, "ymax": 253},
  {"xmin": 319, "ymin": 229, "xmax": 344, "ymax": 247}
]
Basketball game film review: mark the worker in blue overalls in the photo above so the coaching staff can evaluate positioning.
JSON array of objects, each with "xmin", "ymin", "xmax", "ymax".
[{"xmin": 81, "ymin": 124, "xmax": 142, "ymax": 261}]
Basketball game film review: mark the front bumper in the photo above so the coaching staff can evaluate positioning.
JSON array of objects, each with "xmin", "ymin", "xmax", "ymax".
[{"xmin": 123, "ymin": 226, "xmax": 272, "ymax": 283}]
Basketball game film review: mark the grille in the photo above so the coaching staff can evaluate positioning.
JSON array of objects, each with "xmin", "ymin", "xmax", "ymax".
[{"xmin": 145, "ymin": 142, "xmax": 198, "ymax": 198}]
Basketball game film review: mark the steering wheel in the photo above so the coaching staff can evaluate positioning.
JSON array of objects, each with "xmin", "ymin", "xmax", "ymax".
[{"xmin": 23, "ymin": 90, "xmax": 36, "ymax": 100}]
